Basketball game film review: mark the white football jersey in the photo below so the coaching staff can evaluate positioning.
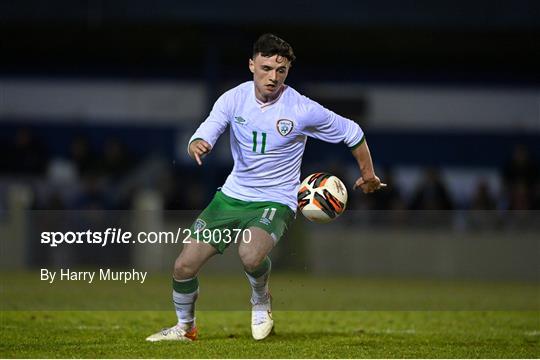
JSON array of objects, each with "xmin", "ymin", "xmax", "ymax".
[{"xmin": 189, "ymin": 81, "xmax": 364, "ymax": 211}]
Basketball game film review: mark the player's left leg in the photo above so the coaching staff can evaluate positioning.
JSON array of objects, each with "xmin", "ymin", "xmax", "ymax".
[
  {"xmin": 238, "ymin": 227, "xmax": 275, "ymax": 340},
  {"xmin": 146, "ymin": 240, "xmax": 217, "ymax": 342}
]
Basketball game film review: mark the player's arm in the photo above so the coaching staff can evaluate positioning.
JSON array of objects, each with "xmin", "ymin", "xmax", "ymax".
[
  {"xmin": 187, "ymin": 93, "xmax": 231, "ymax": 165},
  {"xmin": 350, "ymin": 138, "xmax": 386, "ymax": 193},
  {"xmin": 301, "ymin": 99, "xmax": 385, "ymax": 193}
]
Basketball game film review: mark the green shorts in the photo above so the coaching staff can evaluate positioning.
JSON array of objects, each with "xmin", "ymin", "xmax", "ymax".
[{"xmin": 188, "ymin": 191, "xmax": 295, "ymax": 254}]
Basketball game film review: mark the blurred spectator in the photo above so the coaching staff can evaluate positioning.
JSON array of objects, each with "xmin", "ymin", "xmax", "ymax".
[
  {"xmin": 70, "ymin": 135, "xmax": 100, "ymax": 177},
  {"xmin": 366, "ymin": 167, "xmax": 405, "ymax": 210},
  {"xmin": 410, "ymin": 168, "xmax": 453, "ymax": 210},
  {"xmin": 160, "ymin": 166, "xmax": 214, "ymax": 210},
  {"xmin": 467, "ymin": 179, "xmax": 499, "ymax": 230},
  {"xmin": 507, "ymin": 182, "xmax": 532, "ymax": 210},
  {"xmin": 502, "ymin": 144, "xmax": 539, "ymax": 191},
  {"xmin": 533, "ymin": 183, "xmax": 540, "ymax": 210},
  {"xmin": 502, "ymin": 144, "xmax": 539, "ymax": 210},
  {"xmin": 100, "ymin": 138, "xmax": 134, "ymax": 179},
  {"xmin": 470, "ymin": 179, "xmax": 496, "ymax": 210},
  {"xmin": 0, "ymin": 136, "xmax": 10, "ymax": 174},
  {"xmin": 44, "ymin": 191, "xmax": 67, "ymax": 210},
  {"xmin": 8, "ymin": 128, "xmax": 49, "ymax": 175},
  {"xmin": 71, "ymin": 175, "xmax": 108, "ymax": 210}
]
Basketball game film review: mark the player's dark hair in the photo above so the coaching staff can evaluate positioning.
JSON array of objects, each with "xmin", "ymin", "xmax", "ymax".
[{"xmin": 252, "ymin": 33, "xmax": 296, "ymax": 63}]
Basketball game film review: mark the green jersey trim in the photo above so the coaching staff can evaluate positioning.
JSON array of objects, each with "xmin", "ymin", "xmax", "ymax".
[
  {"xmin": 189, "ymin": 137, "xmax": 204, "ymax": 146},
  {"xmin": 349, "ymin": 135, "xmax": 365, "ymax": 151}
]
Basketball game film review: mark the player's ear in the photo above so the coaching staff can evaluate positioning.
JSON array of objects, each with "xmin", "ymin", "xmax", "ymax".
[{"xmin": 249, "ymin": 58, "xmax": 255, "ymax": 74}]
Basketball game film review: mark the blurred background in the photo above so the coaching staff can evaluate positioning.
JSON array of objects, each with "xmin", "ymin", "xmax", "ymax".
[{"xmin": 1, "ymin": 0, "xmax": 539, "ymax": 285}]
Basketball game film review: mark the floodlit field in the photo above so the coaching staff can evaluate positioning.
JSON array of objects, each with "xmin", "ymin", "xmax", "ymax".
[{"xmin": 1, "ymin": 272, "xmax": 538, "ymax": 358}]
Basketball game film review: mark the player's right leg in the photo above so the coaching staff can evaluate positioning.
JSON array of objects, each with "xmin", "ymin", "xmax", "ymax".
[
  {"xmin": 240, "ymin": 202, "xmax": 294, "ymax": 340},
  {"xmin": 146, "ymin": 240, "xmax": 217, "ymax": 342},
  {"xmin": 239, "ymin": 227, "xmax": 275, "ymax": 340}
]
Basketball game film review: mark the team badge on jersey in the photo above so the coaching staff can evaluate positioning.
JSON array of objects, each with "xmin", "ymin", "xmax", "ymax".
[
  {"xmin": 194, "ymin": 219, "xmax": 207, "ymax": 232},
  {"xmin": 276, "ymin": 119, "xmax": 294, "ymax": 136}
]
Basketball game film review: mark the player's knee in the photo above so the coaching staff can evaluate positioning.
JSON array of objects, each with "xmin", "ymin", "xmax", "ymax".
[
  {"xmin": 239, "ymin": 249, "xmax": 264, "ymax": 272},
  {"xmin": 173, "ymin": 258, "xmax": 197, "ymax": 279}
]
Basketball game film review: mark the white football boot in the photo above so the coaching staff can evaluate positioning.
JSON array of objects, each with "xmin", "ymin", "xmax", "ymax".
[
  {"xmin": 251, "ymin": 296, "xmax": 274, "ymax": 340},
  {"xmin": 146, "ymin": 323, "xmax": 198, "ymax": 342}
]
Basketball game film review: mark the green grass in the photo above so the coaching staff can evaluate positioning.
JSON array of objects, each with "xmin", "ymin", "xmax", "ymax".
[
  {"xmin": 1, "ymin": 272, "xmax": 539, "ymax": 358},
  {"xmin": 2, "ymin": 272, "xmax": 538, "ymax": 311},
  {"xmin": 1, "ymin": 310, "xmax": 538, "ymax": 358}
]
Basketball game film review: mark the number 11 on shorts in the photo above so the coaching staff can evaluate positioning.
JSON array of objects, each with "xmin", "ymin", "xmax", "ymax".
[{"xmin": 260, "ymin": 207, "xmax": 276, "ymax": 225}]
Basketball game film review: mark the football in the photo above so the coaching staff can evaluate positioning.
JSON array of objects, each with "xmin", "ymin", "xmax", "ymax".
[{"xmin": 297, "ymin": 172, "xmax": 348, "ymax": 223}]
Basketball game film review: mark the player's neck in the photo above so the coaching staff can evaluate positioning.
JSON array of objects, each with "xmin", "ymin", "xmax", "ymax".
[{"xmin": 254, "ymin": 85, "xmax": 284, "ymax": 104}]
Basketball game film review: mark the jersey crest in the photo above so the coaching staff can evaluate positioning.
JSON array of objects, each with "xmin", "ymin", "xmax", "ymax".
[
  {"xmin": 276, "ymin": 119, "xmax": 294, "ymax": 136},
  {"xmin": 194, "ymin": 218, "xmax": 207, "ymax": 232}
]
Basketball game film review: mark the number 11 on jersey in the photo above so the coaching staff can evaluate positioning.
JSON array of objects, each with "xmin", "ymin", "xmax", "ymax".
[{"xmin": 252, "ymin": 131, "xmax": 267, "ymax": 154}]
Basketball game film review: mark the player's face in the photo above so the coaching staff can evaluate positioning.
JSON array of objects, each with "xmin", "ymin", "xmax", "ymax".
[{"xmin": 249, "ymin": 53, "xmax": 290, "ymax": 102}]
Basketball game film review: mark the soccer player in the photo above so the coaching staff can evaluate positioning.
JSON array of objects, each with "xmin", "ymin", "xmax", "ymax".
[{"xmin": 146, "ymin": 33, "xmax": 385, "ymax": 342}]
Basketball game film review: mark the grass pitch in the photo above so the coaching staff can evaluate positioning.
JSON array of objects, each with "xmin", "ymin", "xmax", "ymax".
[{"xmin": 1, "ymin": 272, "xmax": 539, "ymax": 358}]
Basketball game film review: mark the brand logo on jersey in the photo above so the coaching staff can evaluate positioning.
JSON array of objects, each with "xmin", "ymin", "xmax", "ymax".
[
  {"xmin": 276, "ymin": 119, "xmax": 294, "ymax": 136},
  {"xmin": 194, "ymin": 219, "xmax": 206, "ymax": 232},
  {"xmin": 234, "ymin": 116, "xmax": 247, "ymax": 125}
]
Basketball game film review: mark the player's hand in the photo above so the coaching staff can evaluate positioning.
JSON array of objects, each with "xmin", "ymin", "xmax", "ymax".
[
  {"xmin": 353, "ymin": 175, "xmax": 387, "ymax": 194},
  {"xmin": 188, "ymin": 139, "xmax": 212, "ymax": 166}
]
